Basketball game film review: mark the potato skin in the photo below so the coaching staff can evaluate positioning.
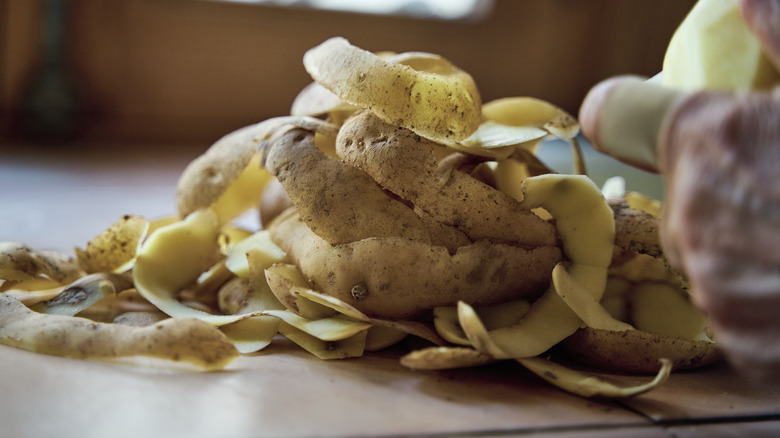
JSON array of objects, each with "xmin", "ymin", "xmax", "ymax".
[
  {"xmin": 269, "ymin": 210, "xmax": 562, "ymax": 320},
  {"xmin": 258, "ymin": 178, "xmax": 293, "ymax": 228},
  {"xmin": 303, "ymin": 37, "xmax": 482, "ymax": 142},
  {"xmin": 609, "ymin": 198, "xmax": 663, "ymax": 258},
  {"xmin": 262, "ymin": 126, "xmax": 468, "ymax": 249},
  {"xmin": 337, "ymin": 111, "xmax": 558, "ymax": 247},
  {"xmin": 176, "ymin": 123, "xmax": 261, "ymax": 218}
]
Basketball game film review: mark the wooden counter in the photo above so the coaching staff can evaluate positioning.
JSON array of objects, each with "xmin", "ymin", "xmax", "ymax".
[{"xmin": 1, "ymin": 142, "xmax": 778, "ymax": 438}]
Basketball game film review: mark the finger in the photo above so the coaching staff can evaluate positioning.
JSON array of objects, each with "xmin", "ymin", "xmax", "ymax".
[
  {"xmin": 578, "ymin": 76, "xmax": 685, "ymax": 173},
  {"xmin": 740, "ymin": 0, "xmax": 780, "ymax": 70}
]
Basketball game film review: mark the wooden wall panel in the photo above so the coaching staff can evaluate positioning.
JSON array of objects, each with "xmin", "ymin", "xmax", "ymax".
[{"xmin": 2, "ymin": 0, "xmax": 695, "ymax": 144}]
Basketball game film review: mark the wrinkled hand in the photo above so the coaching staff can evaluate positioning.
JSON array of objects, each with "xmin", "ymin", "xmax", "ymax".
[{"xmin": 579, "ymin": 0, "xmax": 780, "ymax": 384}]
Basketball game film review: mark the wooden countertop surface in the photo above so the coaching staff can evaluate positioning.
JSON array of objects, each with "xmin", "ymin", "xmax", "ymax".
[{"xmin": 1, "ymin": 142, "xmax": 778, "ymax": 438}]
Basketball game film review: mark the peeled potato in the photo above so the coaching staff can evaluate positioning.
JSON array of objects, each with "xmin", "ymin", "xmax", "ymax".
[{"xmin": 663, "ymin": 0, "xmax": 780, "ymax": 91}]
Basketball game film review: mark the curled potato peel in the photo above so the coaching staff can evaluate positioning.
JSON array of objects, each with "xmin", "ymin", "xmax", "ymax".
[
  {"xmin": 31, "ymin": 272, "xmax": 133, "ymax": 317},
  {"xmin": 551, "ymin": 263, "xmax": 634, "ymax": 332},
  {"xmin": 75, "ymin": 214, "xmax": 149, "ymax": 274},
  {"xmin": 303, "ymin": 37, "xmax": 481, "ymax": 142},
  {"xmin": 290, "ymin": 81, "xmax": 355, "ymax": 117},
  {"xmin": 517, "ymin": 357, "xmax": 672, "ymax": 398},
  {"xmin": 458, "ymin": 174, "xmax": 615, "ymax": 359},
  {"xmin": 0, "ymin": 242, "xmax": 83, "ymax": 284},
  {"xmin": 336, "ymin": 110, "xmax": 558, "ymax": 247},
  {"xmin": 262, "ymin": 123, "xmax": 469, "ymax": 249},
  {"xmin": 0, "ymin": 294, "xmax": 238, "ymax": 370},
  {"xmin": 400, "ymin": 346, "xmax": 495, "ymax": 370},
  {"xmin": 176, "ymin": 116, "xmax": 337, "ymax": 223}
]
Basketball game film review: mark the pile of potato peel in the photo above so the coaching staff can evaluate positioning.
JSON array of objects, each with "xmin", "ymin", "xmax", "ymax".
[{"xmin": 0, "ymin": 37, "xmax": 720, "ymax": 398}]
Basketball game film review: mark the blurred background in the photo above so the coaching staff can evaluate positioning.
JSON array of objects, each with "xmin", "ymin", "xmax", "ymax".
[{"xmin": 1, "ymin": 0, "xmax": 696, "ymax": 146}]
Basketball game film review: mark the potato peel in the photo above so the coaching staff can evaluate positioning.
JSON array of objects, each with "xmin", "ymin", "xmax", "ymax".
[
  {"xmin": 277, "ymin": 321, "xmax": 367, "ymax": 360},
  {"xmin": 133, "ymin": 209, "xmax": 237, "ymax": 325},
  {"xmin": 176, "ymin": 116, "xmax": 337, "ymax": 222},
  {"xmin": 225, "ymin": 230, "xmax": 286, "ymax": 279},
  {"xmin": 0, "ymin": 242, "xmax": 83, "ymax": 284},
  {"xmin": 400, "ymin": 346, "xmax": 495, "ymax": 370},
  {"xmin": 517, "ymin": 357, "xmax": 672, "ymax": 398},
  {"xmin": 303, "ymin": 37, "xmax": 481, "ymax": 142},
  {"xmin": 551, "ymin": 264, "xmax": 634, "ymax": 332},
  {"xmin": 458, "ymin": 174, "xmax": 615, "ymax": 359},
  {"xmin": 263, "ymin": 310, "xmax": 371, "ymax": 342},
  {"xmin": 75, "ymin": 215, "xmax": 149, "ymax": 274},
  {"xmin": 31, "ymin": 272, "xmax": 134, "ymax": 316},
  {"xmin": 0, "ymin": 294, "xmax": 238, "ymax": 370},
  {"xmin": 265, "ymin": 265, "xmax": 445, "ymax": 347}
]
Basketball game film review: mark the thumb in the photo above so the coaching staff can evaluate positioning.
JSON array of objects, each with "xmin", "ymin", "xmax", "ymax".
[{"xmin": 578, "ymin": 76, "xmax": 686, "ymax": 173}]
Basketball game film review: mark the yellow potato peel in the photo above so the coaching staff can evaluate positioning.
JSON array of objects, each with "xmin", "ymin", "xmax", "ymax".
[
  {"xmin": 220, "ymin": 316, "xmax": 280, "ymax": 354},
  {"xmin": 303, "ymin": 37, "xmax": 481, "ymax": 142},
  {"xmin": 31, "ymin": 272, "xmax": 134, "ymax": 317},
  {"xmin": 0, "ymin": 242, "xmax": 83, "ymax": 284},
  {"xmin": 134, "ymin": 209, "xmax": 252, "ymax": 325},
  {"xmin": 263, "ymin": 309, "xmax": 372, "ymax": 342},
  {"xmin": 264, "ymin": 264, "xmax": 337, "ymax": 319},
  {"xmin": 277, "ymin": 321, "xmax": 367, "ymax": 360},
  {"xmin": 0, "ymin": 294, "xmax": 238, "ymax": 370},
  {"xmin": 225, "ymin": 230, "xmax": 287, "ymax": 279},
  {"xmin": 209, "ymin": 154, "xmax": 273, "ymax": 224},
  {"xmin": 75, "ymin": 214, "xmax": 149, "ymax": 274},
  {"xmin": 551, "ymin": 264, "xmax": 634, "ymax": 332},
  {"xmin": 458, "ymin": 174, "xmax": 615, "ymax": 359},
  {"xmin": 400, "ymin": 346, "xmax": 495, "ymax": 370},
  {"xmin": 516, "ymin": 357, "xmax": 672, "ymax": 398},
  {"xmin": 433, "ymin": 299, "xmax": 531, "ymax": 346},
  {"xmin": 520, "ymin": 174, "xmax": 614, "ymax": 267}
]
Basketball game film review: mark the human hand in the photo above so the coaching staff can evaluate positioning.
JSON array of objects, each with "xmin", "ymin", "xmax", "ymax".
[{"xmin": 579, "ymin": 0, "xmax": 780, "ymax": 384}]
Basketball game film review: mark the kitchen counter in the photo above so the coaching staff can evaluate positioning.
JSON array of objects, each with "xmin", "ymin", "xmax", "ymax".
[{"xmin": 1, "ymin": 141, "xmax": 778, "ymax": 438}]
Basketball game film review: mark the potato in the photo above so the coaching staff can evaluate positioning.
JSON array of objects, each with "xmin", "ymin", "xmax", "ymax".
[
  {"xmin": 268, "ymin": 209, "xmax": 561, "ymax": 320},
  {"xmin": 663, "ymin": 0, "xmax": 780, "ymax": 91}
]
